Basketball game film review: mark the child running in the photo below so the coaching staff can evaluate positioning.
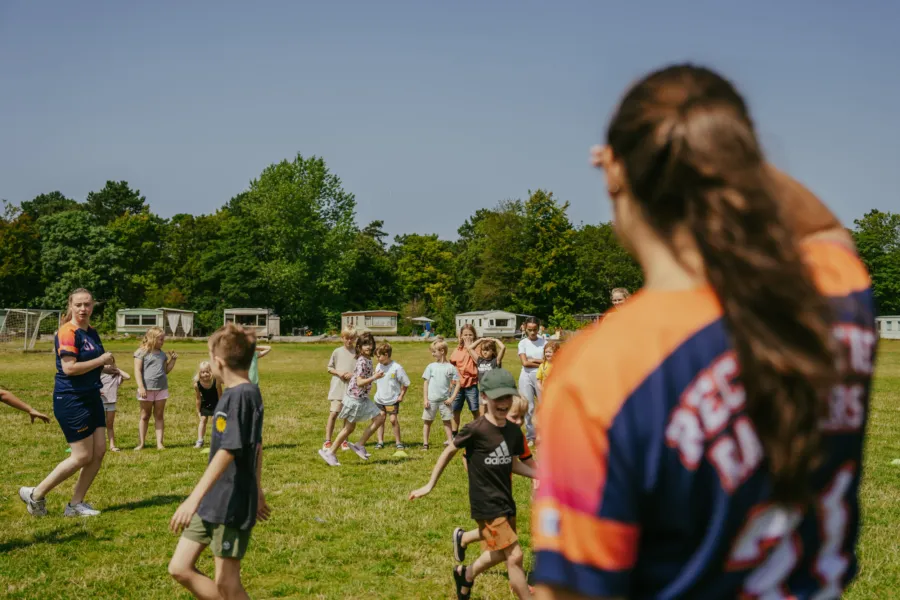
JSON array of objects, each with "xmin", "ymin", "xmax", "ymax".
[
  {"xmin": 324, "ymin": 326, "xmax": 357, "ymax": 450},
  {"xmin": 410, "ymin": 368, "xmax": 536, "ymax": 600},
  {"xmin": 318, "ymin": 332, "xmax": 386, "ymax": 466},
  {"xmin": 534, "ymin": 341, "xmax": 557, "ymax": 395},
  {"xmin": 168, "ymin": 323, "xmax": 269, "ymax": 600},
  {"xmin": 422, "ymin": 338, "xmax": 460, "ymax": 450},
  {"xmin": 373, "ymin": 342, "xmax": 410, "ymax": 450},
  {"xmin": 133, "ymin": 326, "xmax": 177, "ymax": 450},
  {"xmin": 453, "ymin": 393, "xmax": 538, "ymax": 584},
  {"xmin": 193, "ymin": 361, "xmax": 223, "ymax": 449},
  {"xmin": 100, "ymin": 365, "xmax": 130, "ymax": 452},
  {"xmin": 244, "ymin": 328, "xmax": 272, "ymax": 387},
  {"xmin": 1, "ymin": 387, "xmax": 51, "ymax": 423}
]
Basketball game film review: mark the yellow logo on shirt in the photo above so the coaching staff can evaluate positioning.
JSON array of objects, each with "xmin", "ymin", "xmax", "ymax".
[{"xmin": 215, "ymin": 416, "xmax": 227, "ymax": 433}]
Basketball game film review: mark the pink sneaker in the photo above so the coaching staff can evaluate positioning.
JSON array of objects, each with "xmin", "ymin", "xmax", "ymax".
[
  {"xmin": 323, "ymin": 441, "xmax": 332, "ymax": 450},
  {"xmin": 341, "ymin": 441, "xmax": 349, "ymax": 451}
]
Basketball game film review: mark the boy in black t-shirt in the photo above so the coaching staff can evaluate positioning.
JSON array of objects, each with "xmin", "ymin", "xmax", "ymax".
[
  {"xmin": 410, "ymin": 368, "xmax": 536, "ymax": 600},
  {"xmin": 168, "ymin": 323, "xmax": 270, "ymax": 600}
]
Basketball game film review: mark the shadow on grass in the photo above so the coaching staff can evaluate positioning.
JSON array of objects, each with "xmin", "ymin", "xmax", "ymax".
[
  {"xmin": 104, "ymin": 494, "xmax": 183, "ymax": 513},
  {"xmin": 262, "ymin": 442, "xmax": 300, "ymax": 451},
  {"xmin": 0, "ymin": 529, "xmax": 110, "ymax": 554}
]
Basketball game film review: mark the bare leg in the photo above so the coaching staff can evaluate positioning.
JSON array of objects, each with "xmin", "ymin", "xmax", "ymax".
[
  {"xmin": 71, "ymin": 428, "xmax": 106, "ymax": 504},
  {"xmin": 460, "ymin": 549, "xmax": 506, "ymax": 597},
  {"xmin": 505, "ymin": 543, "xmax": 531, "ymax": 599},
  {"xmin": 168, "ymin": 537, "xmax": 220, "ymax": 600},
  {"xmin": 325, "ymin": 406, "xmax": 341, "ymax": 442},
  {"xmin": 462, "ymin": 528, "xmax": 481, "ymax": 548},
  {"xmin": 33, "ymin": 436, "xmax": 94, "ymax": 500},
  {"xmin": 136, "ymin": 401, "xmax": 153, "ymax": 449},
  {"xmin": 106, "ymin": 411, "xmax": 118, "ymax": 450},
  {"xmin": 214, "ymin": 556, "xmax": 250, "ymax": 600},
  {"xmin": 391, "ymin": 413, "xmax": 402, "ymax": 444},
  {"xmin": 197, "ymin": 416, "xmax": 208, "ymax": 442},
  {"xmin": 452, "ymin": 409, "xmax": 462, "ymax": 434},
  {"xmin": 154, "ymin": 399, "xmax": 167, "ymax": 449},
  {"xmin": 377, "ymin": 418, "xmax": 386, "ymax": 444},
  {"xmin": 423, "ymin": 421, "xmax": 432, "ymax": 446},
  {"xmin": 442, "ymin": 420, "xmax": 454, "ymax": 445},
  {"xmin": 327, "ymin": 421, "xmax": 357, "ymax": 456},
  {"xmin": 357, "ymin": 413, "xmax": 386, "ymax": 446}
]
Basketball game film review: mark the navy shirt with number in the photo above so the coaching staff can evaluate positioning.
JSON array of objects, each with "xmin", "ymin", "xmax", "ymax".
[
  {"xmin": 55, "ymin": 322, "xmax": 105, "ymax": 395},
  {"xmin": 198, "ymin": 383, "xmax": 264, "ymax": 531},
  {"xmin": 533, "ymin": 241, "xmax": 875, "ymax": 599}
]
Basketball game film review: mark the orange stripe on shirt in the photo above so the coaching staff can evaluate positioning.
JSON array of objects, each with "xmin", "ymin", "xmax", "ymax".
[
  {"xmin": 57, "ymin": 323, "xmax": 78, "ymax": 356},
  {"xmin": 536, "ymin": 288, "xmax": 722, "ymax": 514},
  {"xmin": 533, "ymin": 497, "xmax": 640, "ymax": 571},
  {"xmin": 802, "ymin": 240, "xmax": 871, "ymax": 297}
]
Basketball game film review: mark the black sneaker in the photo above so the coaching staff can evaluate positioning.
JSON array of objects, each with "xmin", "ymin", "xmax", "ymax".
[
  {"xmin": 452, "ymin": 527, "xmax": 466, "ymax": 562},
  {"xmin": 374, "ymin": 442, "xmax": 384, "ymax": 450}
]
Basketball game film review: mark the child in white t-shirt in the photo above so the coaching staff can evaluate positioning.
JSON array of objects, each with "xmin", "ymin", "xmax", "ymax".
[
  {"xmin": 100, "ymin": 365, "xmax": 130, "ymax": 452},
  {"xmin": 373, "ymin": 342, "xmax": 411, "ymax": 450}
]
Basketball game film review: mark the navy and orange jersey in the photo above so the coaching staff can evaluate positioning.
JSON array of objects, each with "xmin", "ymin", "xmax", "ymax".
[
  {"xmin": 54, "ymin": 322, "xmax": 105, "ymax": 396},
  {"xmin": 532, "ymin": 241, "xmax": 875, "ymax": 599}
]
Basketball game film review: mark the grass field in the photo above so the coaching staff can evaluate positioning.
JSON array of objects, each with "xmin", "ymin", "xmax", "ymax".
[{"xmin": 1, "ymin": 340, "xmax": 899, "ymax": 599}]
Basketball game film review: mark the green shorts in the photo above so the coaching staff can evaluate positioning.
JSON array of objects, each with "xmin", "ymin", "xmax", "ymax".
[{"xmin": 182, "ymin": 513, "xmax": 252, "ymax": 559}]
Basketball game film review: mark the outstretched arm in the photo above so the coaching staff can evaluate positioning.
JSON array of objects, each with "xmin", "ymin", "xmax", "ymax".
[
  {"xmin": 512, "ymin": 456, "xmax": 537, "ymax": 479},
  {"xmin": 0, "ymin": 388, "xmax": 50, "ymax": 423},
  {"xmin": 256, "ymin": 345, "xmax": 272, "ymax": 358},
  {"xmin": 409, "ymin": 443, "xmax": 459, "ymax": 499}
]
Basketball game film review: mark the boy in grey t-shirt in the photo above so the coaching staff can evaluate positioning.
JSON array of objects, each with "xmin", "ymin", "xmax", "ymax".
[
  {"xmin": 422, "ymin": 339, "xmax": 460, "ymax": 449},
  {"xmin": 324, "ymin": 327, "xmax": 358, "ymax": 450},
  {"xmin": 169, "ymin": 323, "xmax": 268, "ymax": 599}
]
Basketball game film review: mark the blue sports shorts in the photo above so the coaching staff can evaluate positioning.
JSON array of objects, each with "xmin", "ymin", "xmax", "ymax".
[{"xmin": 54, "ymin": 391, "xmax": 105, "ymax": 443}]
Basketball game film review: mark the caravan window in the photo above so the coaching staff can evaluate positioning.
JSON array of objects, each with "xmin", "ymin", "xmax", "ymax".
[
  {"xmin": 142, "ymin": 315, "xmax": 157, "ymax": 326},
  {"xmin": 367, "ymin": 316, "xmax": 394, "ymax": 328},
  {"xmin": 233, "ymin": 314, "xmax": 259, "ymax": 327},
  {"xmin": 124, "ymin": 315, "xmax": 141, "ymax": 326},
  {"xmin": 888, "ymin": 321, "xmax": 894, "ymax": 332},
  {"xmin": 495, "ymin": 319, "xmax": 509, "ymax": 327}
]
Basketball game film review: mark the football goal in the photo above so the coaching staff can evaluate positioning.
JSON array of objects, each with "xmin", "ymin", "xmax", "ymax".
[{"xmin": 0, "ymin": 308, "xmax": 63, "ymax": 350}]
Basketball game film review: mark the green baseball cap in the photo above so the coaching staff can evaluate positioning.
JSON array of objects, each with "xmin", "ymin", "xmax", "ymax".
[{"xmin": 480, "ymin": 368, "xmax": 518, "ymax": 399}]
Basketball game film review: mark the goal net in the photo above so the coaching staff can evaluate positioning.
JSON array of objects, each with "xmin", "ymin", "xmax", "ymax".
[{"xmin": 0, "ymin": 309, "xmax": 63, "ymax": 350}]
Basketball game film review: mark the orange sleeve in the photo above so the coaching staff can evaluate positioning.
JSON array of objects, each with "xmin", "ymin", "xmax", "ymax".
[{"xmin": 57, "ymin": 325, "xmax": 78, "ymax": 356}]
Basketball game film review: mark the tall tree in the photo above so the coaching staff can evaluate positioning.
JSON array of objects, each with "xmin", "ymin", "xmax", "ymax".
[
  {"xmin": 85, "ymin": 181, "xmax": 148, "ymax": 225},
  {"xmin": 346, "ymin": 220, "xmax": 397, "ymax": 310},
  {"xmin": 516, "ymin": 190, "xmax": 578, "ymax": 318},
  {"xmin": 242, "ymin": 154, "xmax": 358, "ymax": 329},
  {"xmin": 572, "ymin": 222, "xmax": 643, "ymax": 312},
  {"xmin": 20, "ymin": 191, "xmax": 80, "ymax": 220},
  {"xmin": 852, "ymin": 210, "xmax": 900, "ymax": 314},
  {"xmin": 392, "ymin": 233, "xmax": 457, "ymax": 333},
  {"xmin": 37, "ymin": 211, "xmax": 126, "ymax": 310},
  {"xmin": 0, "ymin": 204, "xmax": 43, "ymax": 307}
]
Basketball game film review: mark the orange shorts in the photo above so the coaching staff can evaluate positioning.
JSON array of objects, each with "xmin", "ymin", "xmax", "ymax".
[{"xmin": 477, "ymin": 515, "xmax": 518, "ymax": 552}]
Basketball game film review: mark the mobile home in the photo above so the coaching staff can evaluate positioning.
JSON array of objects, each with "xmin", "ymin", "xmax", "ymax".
[
  {"xmin": 876, "ymin": 315, "xmax": 900, "ymax": 340},
  {"xmin": 341, "ymin": 311, "xmax": 398, "ymax": 335},
  {"xmin": 224, "ymin": 308, "xmax": 281, "ymax": 338},
  {"xmin": 117, "ymin": 308, "xmax": 195, "ymax": 337},
  {"xmin": 455, "ymin": 310, "xmax": 520, "ymax": 338}
]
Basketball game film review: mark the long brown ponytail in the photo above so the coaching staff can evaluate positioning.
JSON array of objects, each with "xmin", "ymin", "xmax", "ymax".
[{"xmin": 607, "ymin": 65, "xmax": 837, "ymax": 504}]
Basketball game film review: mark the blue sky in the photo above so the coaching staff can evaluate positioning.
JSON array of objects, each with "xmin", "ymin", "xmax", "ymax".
[{"xmin": 1, "ymin": 0, "xmax": 897, "ymax": 239}]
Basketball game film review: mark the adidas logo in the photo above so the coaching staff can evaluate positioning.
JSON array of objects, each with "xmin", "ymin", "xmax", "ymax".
[{"xmin": 484, "ymin": 441, "xmax": 512, "ymax": 465}]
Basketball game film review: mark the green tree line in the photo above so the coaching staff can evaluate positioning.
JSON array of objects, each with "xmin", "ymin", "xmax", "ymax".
[{"xmin": 1, "ymin": 154, "xmax": 897, "ymax": 335}]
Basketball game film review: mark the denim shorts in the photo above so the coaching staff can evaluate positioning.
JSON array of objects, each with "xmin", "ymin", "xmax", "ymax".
[{"xmin": 452, "ymin": 385, "xmax": 479, "ymax": 413}]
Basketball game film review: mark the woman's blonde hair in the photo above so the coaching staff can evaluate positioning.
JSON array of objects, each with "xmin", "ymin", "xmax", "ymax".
[
  {"xmin": 611, "ymin": 287, "xmax": 631, "ymax": 299},
  {"xmin": 193, "ymin": 361, "xmax": 214, "ymax": 386},
  {"xmin": 139, "ymin": 326, "xmax": 165, "ymax": 354}
]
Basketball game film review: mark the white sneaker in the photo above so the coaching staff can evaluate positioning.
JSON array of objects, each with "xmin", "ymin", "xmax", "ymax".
[
  {"xmin": 194, "ymin": 439, "xmax": 204, "ymax": 449},
  {"xmin": 65, "ymin": 502, "xmax": 100, "ymax": 517},
  {"xmin": 19, "ymin": 487, "xmax": 48, "ymax": 517}
]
